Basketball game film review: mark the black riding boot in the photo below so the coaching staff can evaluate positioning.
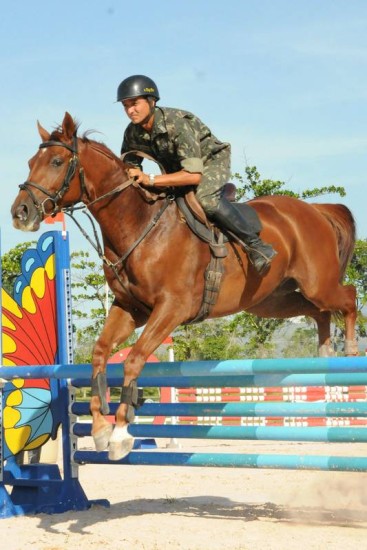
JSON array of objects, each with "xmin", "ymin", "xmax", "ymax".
[{"xmin": 210, "ymin": 197, "xmax": 277, "ymax": 275}]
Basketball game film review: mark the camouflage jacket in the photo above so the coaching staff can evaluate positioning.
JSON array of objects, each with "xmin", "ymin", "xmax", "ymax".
[{"xmin": 120, "ymin": 106, "xmax": 230, "ymax": 174}]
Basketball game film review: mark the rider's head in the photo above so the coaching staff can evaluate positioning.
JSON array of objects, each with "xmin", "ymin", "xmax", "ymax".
[{"xmin": 117, "ymin": 75, "xmax": 159, "ymax": 126}]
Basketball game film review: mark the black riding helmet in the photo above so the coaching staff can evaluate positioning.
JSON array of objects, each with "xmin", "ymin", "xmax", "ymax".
[{"xmin": 116, "ymin": 75, "xmax": 160, "ymax": 102}]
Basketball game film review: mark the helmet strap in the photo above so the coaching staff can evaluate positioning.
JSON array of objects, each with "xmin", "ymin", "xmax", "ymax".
[{"xmin": 139, "ymin": 98, "xmax": 156, "ymax": 127}]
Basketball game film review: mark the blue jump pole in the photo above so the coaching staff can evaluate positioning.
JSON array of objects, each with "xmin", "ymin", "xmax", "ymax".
[
  {"xmin": 1, "ymin": 356, "xmax": 367, "ymax": 382},
  {"xmin": 72, "ymin": 450, "xmax": 367, "ymax": 473}
]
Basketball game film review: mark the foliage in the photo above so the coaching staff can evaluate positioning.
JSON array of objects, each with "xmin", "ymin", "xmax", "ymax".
[
  {"xmin": 344, "ymin": 238, "xmax": 367, "ymax": 338},
  {"xmin": 173, "ymin": 319, "xmax": 244, "ymax": 361},
  {"xmin": 1, "ymin": 241, "xmax": 36, "ymax": 294},
  {"xmin": 226, "ymin": 313, "xmax": 281, "ymax": 358},
  {"xmin": 70, "ymin": 250, "xmax": 112, "ymax": 338},
  {"xmin": 233, "ymin": 165, "xmax": 346, "ymax": 201},
  {"xmin": 70, "ymin": 250, "xmax": 140, "ymax": 362},
  {"xmin": 280, "ymin": 326, "xmax": 318, "ymax": 358}
]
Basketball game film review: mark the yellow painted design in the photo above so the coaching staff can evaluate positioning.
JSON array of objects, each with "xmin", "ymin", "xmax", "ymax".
[
  {"xmin": 2, "ymin": 358, "xmax": 16, "ymax": 366},
  {"xmin": 6, "ymin": 426, "xmax": 31, "ymax": 454},
  {"xmin": 6, "ymin": 389, "xmax": 23, "ymax": 406},
  {"xmin": 2, "ymin": 312, "xmax": 16, "ymax": 330},
  {"xmin": 12, "ymin": 379, "xmax": 25, "ymax": 389},
  {"xmin": 21, "ymin": 286, "xmax": 36, "ymax": 313},
  {"xmin": 25, "ymin": 434, "xmax": 49, "ymax": 450},
  {"xmin": 45, "ymin": 254, "xmax": 56, "ymax": 280},
  {"xmin": 30, "ymin": 267, "xmax": 46, "ymax": 299},
  {"xmin": 1, "ymin": 289, "xmax": 22, "ymax": 317},
  {"xmin": 3, "ymin": 406, "xmax": 21, "ymax": 429},
  {"xmin": 2, "ymin": 333, "xmax": 17, "ymax": 353}
]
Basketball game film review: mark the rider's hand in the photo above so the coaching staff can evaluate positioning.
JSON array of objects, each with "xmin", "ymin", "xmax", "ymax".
[{"xmin": 127, "ymin": 168, "xmax": 149, "ymax": 186}]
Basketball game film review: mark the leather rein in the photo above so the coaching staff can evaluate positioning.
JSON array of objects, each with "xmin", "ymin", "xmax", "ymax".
[{"xmin": 19, "ymin": 135, "xmax": 171, "ymax": 314}]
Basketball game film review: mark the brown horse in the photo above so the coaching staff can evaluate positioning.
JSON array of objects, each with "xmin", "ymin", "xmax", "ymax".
[{"xmin": 11, "ymin": 112, "xmax": 358, "ymax": 460}]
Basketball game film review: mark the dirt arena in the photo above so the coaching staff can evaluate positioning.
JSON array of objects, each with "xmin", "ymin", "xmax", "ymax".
[{"xmin": 3, "ymin": 437, "xmax": 367, "ymax": 550}]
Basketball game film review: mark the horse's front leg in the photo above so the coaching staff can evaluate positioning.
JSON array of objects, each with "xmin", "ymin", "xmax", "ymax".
[
  {"xmin": 90, "ymin": 302, "xmax": 145, "ymax": 452},
  {"xmin": 108, "ymin": 303, "xmax": 186, "ymax": 460}
]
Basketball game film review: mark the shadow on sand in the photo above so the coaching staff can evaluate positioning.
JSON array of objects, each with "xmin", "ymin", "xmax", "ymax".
[{"xmin": 36, "ymin": 495, "xmax": 367, "ymax": 535}]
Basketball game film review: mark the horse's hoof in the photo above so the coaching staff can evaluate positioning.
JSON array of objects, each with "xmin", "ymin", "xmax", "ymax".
[
  {"xmin": 92, "ymin": 424, "xmax": 114, "ymax": 452},
  {"xmin": 108, "ymin": 425, "xmax": 134, "ymax": 461}
]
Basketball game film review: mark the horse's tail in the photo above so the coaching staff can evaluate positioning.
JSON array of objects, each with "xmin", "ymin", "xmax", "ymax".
[{"xmin": 313, "ymin": 203, "xmax": 356, "ymax": 281}]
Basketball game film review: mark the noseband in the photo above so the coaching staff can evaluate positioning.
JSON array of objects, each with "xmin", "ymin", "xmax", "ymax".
[{"xmin": 19, "ymin": 135, "xmax": 85, "ymax": 217}]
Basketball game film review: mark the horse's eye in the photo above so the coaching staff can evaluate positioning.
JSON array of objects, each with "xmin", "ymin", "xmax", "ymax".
[{"xmin": 51, "ymin": 157, "xmax": 63, "ymax": 167}]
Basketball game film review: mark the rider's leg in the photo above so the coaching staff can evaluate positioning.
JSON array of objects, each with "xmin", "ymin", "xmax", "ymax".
[
  {"xmin": 196, "ymin": 149, "xmax": 276, "ymax": 275},
  {"xmin": 209, "ymin": 196, "xmax": 277, "ymax": 275}
]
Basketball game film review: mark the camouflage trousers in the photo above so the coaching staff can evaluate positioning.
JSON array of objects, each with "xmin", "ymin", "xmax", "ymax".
[{"xmin": 195, "ymin": 147, "xmax": 231, "ymax": 215}]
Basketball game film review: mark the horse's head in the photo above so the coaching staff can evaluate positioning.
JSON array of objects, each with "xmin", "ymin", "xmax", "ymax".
[{"xmin": 11, "ymin": 112, "xmax": 85, "ymax": 231}]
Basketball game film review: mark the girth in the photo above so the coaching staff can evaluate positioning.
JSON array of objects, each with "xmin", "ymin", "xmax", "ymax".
[{"xmin": 176, "ymin": 196, "xmax": 228, "ymax": 324}]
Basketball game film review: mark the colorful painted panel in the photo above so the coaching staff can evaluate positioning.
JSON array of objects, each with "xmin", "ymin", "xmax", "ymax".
[{"xmin": 1, "ymin": 233, "xmax": 59, "ymax": 459}]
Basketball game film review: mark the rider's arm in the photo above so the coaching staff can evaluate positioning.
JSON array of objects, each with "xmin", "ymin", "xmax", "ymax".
[{"xmin": 127, "ymin": 167, "xmax": 201, "ymax": 187}]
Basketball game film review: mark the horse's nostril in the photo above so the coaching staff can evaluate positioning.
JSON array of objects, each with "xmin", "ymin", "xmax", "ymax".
[{"xmin": 15, "ymin": 204, "xmax": 28, "ymax": 221}]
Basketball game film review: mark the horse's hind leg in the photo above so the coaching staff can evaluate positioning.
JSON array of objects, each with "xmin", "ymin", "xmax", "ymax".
[
  {"xmin": 249, "ymin": 291, "xmax": 333, "ymax": 356},
  {"xmin": 299, "ymin": 275, "xmax": 358, "ymax": 355},
  {"xmin": 90, "ymin": 302, "xmax": 145, "ymax": 451}
]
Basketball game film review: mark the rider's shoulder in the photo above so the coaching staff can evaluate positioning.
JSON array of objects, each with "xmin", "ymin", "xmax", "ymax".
[{"xmin": 158, "ymin": 106, "xmax": 196, "ymax": 123}]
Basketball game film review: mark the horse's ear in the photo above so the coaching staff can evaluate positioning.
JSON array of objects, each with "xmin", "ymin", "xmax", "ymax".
[
  {"xmin": 62, "ymin": 112, "xmax": 76, "ymax": 139},
  {"xmin": 37, "ymin": 121, "xmax": 50, "ymax": 142}
]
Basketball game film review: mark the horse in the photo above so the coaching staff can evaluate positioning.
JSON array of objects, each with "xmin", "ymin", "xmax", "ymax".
[{"xmin": 11, "ymin": 112, "xmax": 358, "ymax": 460}]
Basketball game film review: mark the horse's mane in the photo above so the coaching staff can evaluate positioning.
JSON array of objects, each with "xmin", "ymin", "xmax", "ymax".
[
  {"xmin": 50, "ymin": 120, "xmax": 122, "ymax": 164},
  {"xmin": 82, "ymin": 133, "xmax": 120, "ymax": 162}
]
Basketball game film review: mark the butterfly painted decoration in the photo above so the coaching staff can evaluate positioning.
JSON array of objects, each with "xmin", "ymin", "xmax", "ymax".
[{"xmin": 1, "ymin": 233, "xmax": 61, "ymax": 459}]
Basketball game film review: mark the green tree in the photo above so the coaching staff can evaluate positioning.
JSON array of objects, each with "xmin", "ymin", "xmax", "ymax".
[
  {"xmin": 226, "ymin": 313, "xmax": 280, "ymax": 358},
  {"xmin": 173, "ymin": 318, "xmax": 244, "ymax": 361},
  {"xmin": 1, "ymin": 241, "xmax": 36, "ymax": 294},
  {"xmin": 342, "ymin": 238, "xmax": 367, "ymax": 339},
  {"xmin": 70, "ymin": 250, "xmax": 138, "ymax": 363},
  {"xmin": 70, "ymin": 250, "xmax": 112, "ymax": 338},
  {"xmin": 281, "ymin": 326, "xmax": 318, "ymax": 358},
  {"xmin": 234, "ymin": 165, "xmax": 346, "ymax": 201}
]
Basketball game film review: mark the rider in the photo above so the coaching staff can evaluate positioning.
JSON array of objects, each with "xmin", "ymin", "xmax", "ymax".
[{"xmin": 117, "ymin": 74, "xmax": 277, "ymax": 275}]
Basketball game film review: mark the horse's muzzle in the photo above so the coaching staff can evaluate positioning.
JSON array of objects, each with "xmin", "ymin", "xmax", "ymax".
[{"xmin": 11, "ymin": 199, "xmax": 41, "ymax": 232}]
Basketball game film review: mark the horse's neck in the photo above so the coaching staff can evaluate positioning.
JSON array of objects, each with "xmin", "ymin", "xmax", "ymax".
[
  {"xmin": 83, "ymin": 149, "xmax": 126, "ymax": 200},
  {"xmin": 82, "ymin": 150, "xmax": 162, "ymax": 249}
]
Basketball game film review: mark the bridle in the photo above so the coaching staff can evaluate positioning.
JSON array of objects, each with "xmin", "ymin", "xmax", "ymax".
[{"xmin": 19, "ymin": 134, "xmax": 87, "ymax": 217}]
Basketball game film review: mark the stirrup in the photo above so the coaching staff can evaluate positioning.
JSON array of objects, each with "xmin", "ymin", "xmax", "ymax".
[{"xmin": 248, "ymin": 245, "xmax": 277, "ymax": 275}]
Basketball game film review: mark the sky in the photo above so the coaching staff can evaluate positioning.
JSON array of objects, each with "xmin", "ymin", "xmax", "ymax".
[{"xmin": 1, "ymin": 0, "xmax": 366, "ymax": 258}]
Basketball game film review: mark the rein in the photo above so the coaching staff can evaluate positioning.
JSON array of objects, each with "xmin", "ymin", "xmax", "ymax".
[{"xmin": 66, "ymin": 195, "xmax": 173, "ymax": 268}]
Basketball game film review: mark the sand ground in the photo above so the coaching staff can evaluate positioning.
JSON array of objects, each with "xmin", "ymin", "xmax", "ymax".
[{"xmin": 2, "ymin": 437, "xmax": 367, "ymax": 550}]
